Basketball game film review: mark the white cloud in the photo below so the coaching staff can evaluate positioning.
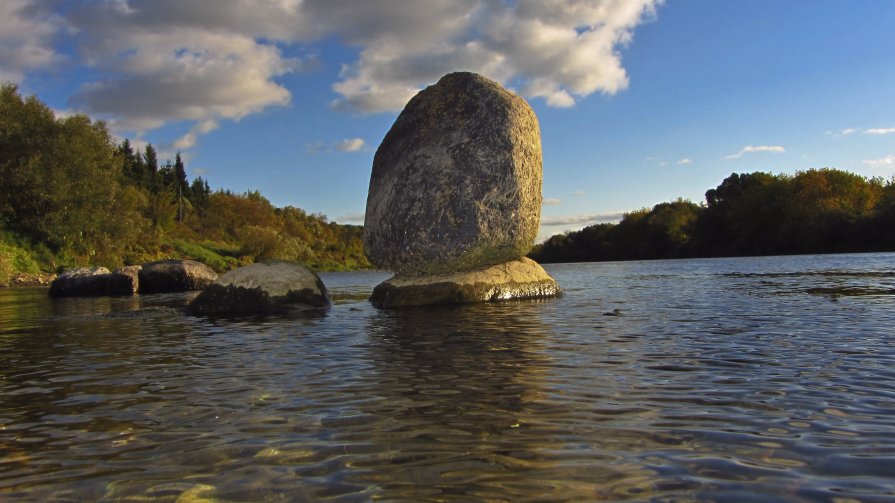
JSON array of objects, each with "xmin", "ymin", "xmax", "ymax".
[
  {"xmin": 542, "ymin": 211, "xmax": 625, "ymax": 226},
  {"xmin": 307, "ymin": 137, "xmax": 367, "ymax": 153},
  {"xmin": 676, "ymin": 158, "xmax": 692, "ymax": 165},
  {"xmin": 326, "ymin": 0, "xmax": 664, "ymax": 113},
  {"xmin": 5, "ymin": 0, "xmax": 662, "ymax": 142},
  {"xmin": 724, "ymin": 145, "xmax": 785, "ymax": 160},
  {"xmin": 0, "ymin": 0, "xmax": 62, "ymax": 83},
  {"xmin": 572, "ymin": 190, "xmax": 586, "ymax": 196},
  {"xmin": 542, "ymin": 198, "xmax": 562, "ymax": 206},
  {"xmin": 866, "ymin": 128, "xmax": 895, "ymax": 136},
  {"xmin": 841, "ymin": 128, "xmax": 857, "ymax": 136},
  {"xmin": 173, "ymin": 120, "xmax": 220, "ymax": 150},
  {"xmin": 538, "ymin": 210, "xmax": 625, "ymax": 242},
  {"xmin": 335, "ymin": 138, "xmax": 366, "ymax": 152},
  {"xmin": 863, "ymin": 155, "xmax": 895, "ymax": 167},
  {"xmin": 335, "ymin": 212, "xmax": 366, "ymax": 224},
  {"xmin": 68, "ymin": 29, "xmax": 296, "ymax": 133}
]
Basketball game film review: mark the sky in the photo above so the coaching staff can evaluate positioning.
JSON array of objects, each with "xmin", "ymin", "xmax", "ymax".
[{"xmin": 2, "ymin": 0, "xmax": 895, "ymax": 241}]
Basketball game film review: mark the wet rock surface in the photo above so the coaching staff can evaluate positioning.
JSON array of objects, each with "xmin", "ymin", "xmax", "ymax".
[
  {"xmin": 186, "ymin": 261, "xmax": 330, "ymax": 316},
  {"xmin": 370, "ymin": 257, "xmax": 560, "ymax": 308}
]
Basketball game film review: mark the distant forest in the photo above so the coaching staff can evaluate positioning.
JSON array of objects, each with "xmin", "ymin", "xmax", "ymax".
[
  {"xmin": 0, "ymin": 84, "xmax": 369, "ymax": 284},
  {"xmin": 530, "ymin": 169, "xmax": 895, "ymax": 263}
]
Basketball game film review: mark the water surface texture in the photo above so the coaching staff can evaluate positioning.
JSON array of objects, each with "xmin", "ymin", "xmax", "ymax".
[{"xmin": 2, "ymin": 254, "xmax": 894, "ymax": 501}]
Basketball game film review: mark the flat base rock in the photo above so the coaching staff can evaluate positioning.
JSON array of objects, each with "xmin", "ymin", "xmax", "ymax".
[
  {"xmin": 371, "ymin": 257, "xmax": 560, "ymax": 308},
  {"xmin": 186, "ymin": 261, "xmax": 330, "ymax": 316}
]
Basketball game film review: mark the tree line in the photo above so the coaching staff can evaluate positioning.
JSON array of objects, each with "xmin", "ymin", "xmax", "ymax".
[
  {"xmin": 530, "ymin": 169, "xmax": 895, "ymax": 264},
  {"xmin": 0, "ymin": 84, "xmax": 369, "ymax": 283}
]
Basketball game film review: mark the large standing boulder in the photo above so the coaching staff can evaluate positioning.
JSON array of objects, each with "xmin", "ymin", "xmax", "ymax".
[
  {"xmin": 363, "ymin": 72, "xmax": 560, "ymax": 307},
  {"xmin": 364, "ymin": 72, "xmax": 543, "ymax": 276},
  {"xmin": 139, "ymin": 259, "xmax": 217, "ymax": 294},
  {"xmin": 186, "ymin": 261, "xmax": 330, "ymax": 316},
  {"xmin": 49, "ymin": 267, "xmax": 112, "ymax": 297}
]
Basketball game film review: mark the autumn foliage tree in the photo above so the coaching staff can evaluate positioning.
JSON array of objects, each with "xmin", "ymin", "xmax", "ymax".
[{"xmin": 0, "ymin": 84, "xmax": 370, "ymax": 275}]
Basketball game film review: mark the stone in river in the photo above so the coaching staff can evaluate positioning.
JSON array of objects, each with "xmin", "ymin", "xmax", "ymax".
[
  {"xmin": 363, "ymin": 72, "xmax": 543, "ymax": 276},
  {"xmin": 139, "ymin": 259, "xmax": 217, "ymax": 294},
  {"xmin": 186, "ymin": 261, "xmax": 330, "ymax": 316},
  {"xmin": 107, "ymin": 265, "xmax": 141, "ymax": 295},
  {"xmin": 49, "ymin": 266, "xmax": 143, "ymax": 297},
  {"xmin": 362, "ymin": 71, "xmax": 560, "ymax": 307},
  {"xmin": 370, "ymin": 257, "xmax": 560, "ymax": 308},
  {"xmin": 49, "ymin": 267, "xmax": 112, "ymax": 297}
]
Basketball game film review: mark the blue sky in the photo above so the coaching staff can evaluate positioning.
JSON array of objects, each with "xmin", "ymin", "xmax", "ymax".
[{"xmin": 3, "ymin": 1, "xmax": 894, "ymax": 240}]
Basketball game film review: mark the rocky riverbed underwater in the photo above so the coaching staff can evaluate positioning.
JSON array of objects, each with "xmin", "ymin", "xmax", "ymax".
[{"xmin": 2, "ymin": 253, "xmax": 894, "ymax": 501}]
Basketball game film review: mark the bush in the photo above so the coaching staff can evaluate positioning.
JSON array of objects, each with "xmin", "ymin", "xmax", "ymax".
[
  {"xmin": 0, "ymin": 234, "xmax": 41, "ymax": 285},
  {"xmin": 169, "ymin": 239, "xmax": 238, "ymax": 272}
]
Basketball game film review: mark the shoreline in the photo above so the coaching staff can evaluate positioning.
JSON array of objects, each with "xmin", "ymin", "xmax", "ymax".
[{"xmin": 0, "ymin": 272, "xmax": 57, "ymax": 288}]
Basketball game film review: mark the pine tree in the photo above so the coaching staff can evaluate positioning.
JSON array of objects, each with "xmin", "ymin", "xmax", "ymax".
[
  {"xmin": 174, "ymin": 152, "xmax": 189, "ymax": 197},
  {"xmin": 143, "ymin": 144, "xmax": 159, "ymax": 190},
  {"xmin": 118, "ymin": 139, "xmax": 144, "ymax": 186}
]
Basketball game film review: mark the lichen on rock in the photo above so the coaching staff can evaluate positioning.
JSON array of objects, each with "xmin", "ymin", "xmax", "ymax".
[
  {"xmin": 186, "ymin": 261, "xmax": 330, "ymax": 316},
  {"xmin": 363, "ymin": 71, "xmax": 560, "ymax": 308},
  {"xmin": 364, "ymin": 72, "xmax": 543, "ymax": 276}
]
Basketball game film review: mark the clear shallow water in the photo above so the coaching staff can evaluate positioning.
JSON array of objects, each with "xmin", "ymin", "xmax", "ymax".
[{"xmin": 1, "ymin": 254, "xmax": 894, "ymax": 502}]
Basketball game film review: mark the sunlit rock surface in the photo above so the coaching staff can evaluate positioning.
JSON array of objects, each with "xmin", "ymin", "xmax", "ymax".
[
  {"xmin": 370, "ymin": 258, "xmax": 559, "ymax": 308},
  {"xmin": 363, "ymin": 72, "xmax": 559, "ymax": 307},
  {"xmin": 364, "ymin": 72, "xmax": 543, "ymax": 276},
  {"xmin": 362, "ymin": 72, "xmax": 559, "ymax": 307},
  {"xmin": 187, "ymin": 261, "xmax": 330, "ymax": 315},
  {"xmin": 139, "ymin": 259, "xmax": 217, "ymax": 293}
]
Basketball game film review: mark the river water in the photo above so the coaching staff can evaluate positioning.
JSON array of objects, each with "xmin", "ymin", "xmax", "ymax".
[{"xmin": 1, "ymin": 254, "xmax": 894, "ymax": 502}]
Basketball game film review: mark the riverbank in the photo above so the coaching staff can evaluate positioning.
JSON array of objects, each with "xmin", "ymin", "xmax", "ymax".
[{"xmin": 0, "ymin": 272, "xmax": 57, "ymax": 288}]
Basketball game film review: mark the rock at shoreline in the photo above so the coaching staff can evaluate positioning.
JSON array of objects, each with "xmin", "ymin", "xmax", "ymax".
[
  {"xmin": 186, "ymin": 261, "xmax": 330, "ymax": 316},
  {"xmin": 139, "ymin": 259, "xmax": 217, "ymax": 294},
  {"xmin": 371, "ymin": 258, "xmax": 560, "ymax": 308},
  {"xmin": 49, "ymin": 266, "xmax": 143, "ymax": 297},
  {"xmin": 6, "ymin": 272, "xmax": 56, "ymax": 288},
  {"xmin": 49, "ymin": 267, "xmax": 112, "ymax": 297},
  {"xmin": 108, "ymin": 265, "xmax": 141, "ymax": 295},
  {"xmin": 364, "ymin": 72, "xmax": 543, "ymax": 276}
]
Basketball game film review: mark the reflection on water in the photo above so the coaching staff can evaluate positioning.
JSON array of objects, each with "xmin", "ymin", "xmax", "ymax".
[{"xmin": 1, "ymin": 254, "xmax": 895, "ymax": 501}]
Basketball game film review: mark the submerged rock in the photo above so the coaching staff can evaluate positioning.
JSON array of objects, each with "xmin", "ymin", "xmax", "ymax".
[
  {"xmin": 364, "ymin": 72, "xmax": 543, "ymax": 276},
  {"xmin": 186, "ymin": 261, "xmax": 330, "ymax": 316},
  {"xmin": 139, "ymin": 259, "xmax": 217, "ymax": 294},
  {"xmin": 49, "ymin": 267, "xmax": 112, "ymax": 297},
  {"xmin": 370, "ymin": 258, "xmax": 559, "ymax": 308}
]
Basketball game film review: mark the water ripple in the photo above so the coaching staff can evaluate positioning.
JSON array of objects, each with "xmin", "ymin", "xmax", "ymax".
[{"xmin": 1, "ymin": 255, "xmax": 894, "ymax": 501}]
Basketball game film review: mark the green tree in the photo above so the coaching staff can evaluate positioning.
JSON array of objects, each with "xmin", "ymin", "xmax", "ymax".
[
  {"xmin": 699, "ymin": 172, "xmax": 788, "ymax": 255},
  {"xmin": 0, "ymin": 84, "xmax": 151, "ymax": 265}
]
